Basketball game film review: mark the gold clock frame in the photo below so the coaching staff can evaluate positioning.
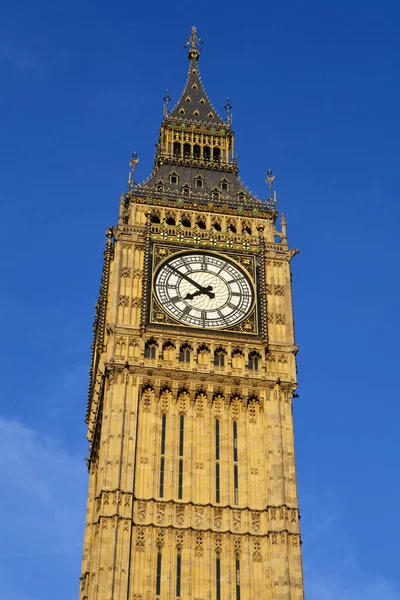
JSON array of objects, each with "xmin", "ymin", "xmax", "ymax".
[{"xmin": 147, "ymin": 242, "xmax": 261, "ymax": 336}]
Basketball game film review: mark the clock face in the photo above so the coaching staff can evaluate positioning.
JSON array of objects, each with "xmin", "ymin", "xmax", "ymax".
[{"xmin": 154, "ymin": 252, "xmax": 254, "ymax": 329}]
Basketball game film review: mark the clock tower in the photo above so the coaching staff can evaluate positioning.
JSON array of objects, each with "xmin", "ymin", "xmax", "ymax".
[{"xmin": 80, "ymin": 27, "xmax": 305, "ymax": 600}]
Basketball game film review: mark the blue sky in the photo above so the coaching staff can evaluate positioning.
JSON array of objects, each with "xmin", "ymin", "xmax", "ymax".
[{"xmin": 1, "ymin": 0, "xmax": 400, "ymax": 598}]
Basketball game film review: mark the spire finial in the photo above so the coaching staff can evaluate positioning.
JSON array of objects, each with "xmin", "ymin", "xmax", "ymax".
[
  {"xmin": 128, "ymin": 152, "xmax": 139, "ymax": 190},
  {"xmin": 266, "ymin": 169, "xmax": 277, "ymax": 208},
  {"xmin": 185, "ymin": 26, "xmax": 203, "ymax": 61},
  {"xmin": 266, "ymin": 169, "xmax": 275, "ymax": 191},
  {"xmin": 163, "ymin": 89, "xmax": 171, "ymax": 116},
  {"xmin": 225, "ymin": 97, "xmax": 232, "ymax": 126}
]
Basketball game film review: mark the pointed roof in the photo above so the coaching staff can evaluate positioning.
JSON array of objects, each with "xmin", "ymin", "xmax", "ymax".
[{"xmin": 168, "ymin": 27, "xmax": 225, "ymax": 126}]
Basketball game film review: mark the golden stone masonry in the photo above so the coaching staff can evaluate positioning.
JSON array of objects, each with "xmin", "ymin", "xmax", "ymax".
[{"xmin": 79, "ymin": 27, "xmax": 304, "ymax": 600}]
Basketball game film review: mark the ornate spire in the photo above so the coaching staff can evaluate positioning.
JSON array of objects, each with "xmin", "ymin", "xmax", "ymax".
[
  {"xmin": 184, "ymin": 26, "xmax": 203, "ymax": 61},
  {"xmin": 169, "ymin": 27, "xmax": 224, "ymax": 125}
]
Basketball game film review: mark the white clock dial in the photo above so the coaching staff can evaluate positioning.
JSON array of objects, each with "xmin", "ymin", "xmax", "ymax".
[{"xmin": 154, "ymin": 252, "xmax": 254, "ymax": 329}]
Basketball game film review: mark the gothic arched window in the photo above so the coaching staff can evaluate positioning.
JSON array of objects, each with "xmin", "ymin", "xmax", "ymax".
[
  {"xmin": 195, "ymin": 175, "xmax": 203, "ymax": 188},
  {"xmin": 145, "ymin": 338, "xmax": 158, "ymax": 359},
  {"xmin": 179, "ymin": 344, "xmax": 192, "ymax": 363},
  {"xmin": 150, "ymin": 212, "xmax": 161, "ymax": 224},
  {"xmin": 166, "ymin": 213, "xmax": 176, "ymax": 226},
  {"xmin": 214, "ymin": 347, "xmax": 226, "ymax": 367},
  {"xmin": 248, "ymin": 351, "xmax": 261, "ymax": 370}
]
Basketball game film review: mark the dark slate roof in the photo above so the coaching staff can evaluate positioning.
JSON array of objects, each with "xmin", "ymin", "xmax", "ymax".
[{"xmin": 170, "ymin": 58, "xmax": 225, "ymax": 125}]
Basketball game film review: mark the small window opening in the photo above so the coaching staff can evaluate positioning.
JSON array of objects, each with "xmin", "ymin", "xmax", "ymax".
[
  {"xmin": 173, "ymin": 142, "xmax": 181, "ymax": 157},
  {"xmin": 145, "ymin": 340, "xmax": 157, "ymax": 359},
  {"xmin": 208, "ymin": 112, "xmax": 214, "ymax": 118},
  {"xmin": 150, "ymin": 213, "xmax": 161, "ymax": 224},
  {"xmin": 193, "ymin": 145, "xmax": 201, "ymax": 158},
  {"xmin": 228, "ymin": 222, "xmax": 237, "ymax": 233},
  {"xmin": 220, "ymin": 180, "xmax": 228, "ymax": 191},
  {"xmin": 181, "ymin": 216, "xmax": 191, "ymax": 227},
  {"xmin": 200, "ymin": 98, "xmax": 206, "ymax": 104},
  {"xmin": 211, "ymin": 189, "xmax": 220, "ymax": 200},
  {"xmin": 166, "ymin": 214, "xmax": 176, "ymax": 226},
  {"xmin": 249, "ymin": 352, "xmax": 261, "ymax": 371},
  {"xmin": 195, "ymin": 177, "xmax": 203, "ymax": 188},
  {"xmin": 213, "ymin": 221, "xmax": 222, "ymax": 231},
  {"xmin": 156, "ymin": 182, "xmax": 164, "ymax": 193},
  {"xmin": 203, "ymin": 146, "xmax": 211, "ymax": 160},
  {"xmin": 214, "ymin": 147, "xmax": 221, "ymax": 161},
  {"xmin": 243, "ymin": 224, "xmax": 252, "ymax": 235},
  {"xmin": 185, "ymin": 96, "xmax": 191, "ymax": 102},
  {"xmin": 179, "ymin": 345, "xmax": 191, "ymax": 363},
  {"xmin": 183, "ymin": 143, "xmax": 191, "ymax": 157},
  {"xmin": 214, "ymin": 348, "xmax": 226, "ymax": 367},
  {"xmin": 179, "ymin": 107, "xmax": 185, "ymax": 114},
  {"xmin": 197, "ymin": 218, "xmax": 206, "ymax": 230},
  {"xmin": 193, "ymin": 109, "xmax": 200, "ymax": 116},
  {"xmin": 182, "ymin": 185, "xmax": 190, "ymax": 197}
]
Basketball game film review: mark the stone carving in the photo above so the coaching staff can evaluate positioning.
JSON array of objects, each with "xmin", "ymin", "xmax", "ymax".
[
  {"xmin": 131, "ymin": 297, "xmax": 142, "ymax": 308},
  {"xmin": 121, "ymin": 266, "xmax": 131, "ymax": 277},
  {"xmin": 276, "ymin": 313, "xmax": 286, "ymax": 325},
  {"xmin": 195, "ymin": 533, "xmax": 203, "ymax": 557},
  {"xmin": 232, "ymin": 511, "xmax": 241, "ymax": 531},
  {"xmin": 234, "ymin": 537, "xmax": 241, "ymax": 558},
  {"xmin": 119, "ymin": 295, "xmax": 130, "ymax": 307},
  {"xmin": 215, "ymin": 534, "xmax": 222, "ymax": 557},
  {"xmin": 140, "ymin": 456, "xmax": 148, "ymax": 464},
  {"xmin": 214, "ymin": 508, "xmax": 222, "ymax": 529},
  {"xmin": 214, "ymin": 394, "xmax": 223, "ymax": 415},
  {"xmin": 136, "ymin": 501, "xmax": 146, "ymax": 523},
  {"xmin": 196, "ymin": 392, "xmax": 206, "ymax": 416},
  {"xmin": 178, "ymin": 390, "xmax": 190, "ymax": 414},
  {"xmin": 160, "ymin": 388, "xmax": 172, "ymax": 412},
  {"xmin": 196, "ymin": 462, "xmax": 204, "ymax": 469},
  {"xmin": 253, "ymin": 540, "xmax": 262, "ymax": 562},
  {"xmin": 270, "ymin": 507, "xmax": 277, "ymax": 520},
  {"xmin": 176, "ymin": 504, "xmax": 185, "ymax": 526},
  {"xmin": 271, "ymin": 532, "xmax": 278, "ymax": 545},
  {"xmin": 252, "ymin": 512, "xmax": 260, "ymax": 533},
  {"xmin": 176, "ymin": 531, "xmax": 184, "ymax": 554},
  {"xmin": 250, "ymin": 467, "xmax": 258, "ymax": 475},
  {"xmin": 136, "ymin": 527, "xmax": 145, "ymax": 551},
  {"xmin": 156, "ymin": 529, "xmax": 164, "ymax": 550},
  {"xmin": 194, "ymin": 506, "xmax": 204, "ymax": 527},
  {"xmin": 156, "ymin": 503, "xmax": 165, "ymax": 525}
]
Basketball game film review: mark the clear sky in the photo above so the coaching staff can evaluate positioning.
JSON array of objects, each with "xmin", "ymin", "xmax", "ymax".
[{"xmin": 1, "ymin": 1, "xmax": 399, "ymax": 598}]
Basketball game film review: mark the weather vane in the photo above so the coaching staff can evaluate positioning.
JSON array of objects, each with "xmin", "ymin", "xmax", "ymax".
[
  {"xmin": 184, "ymin": 26, "xmax": 203, "ymax": 59},
  {"xmin": 265, "ymin": 169, "xmax": 277, "ymax": 207},
  {"xmin": 163, "ymin": 89, "xmax": 171, "ymax": 117},
  {"xmin": 224, "ymin": 97, "xmax": 232, "ymax": 126},
  {"xmin": 266, "ymin": 169, "xmax": 275, "ymax": 191},
  {"xmin": 128, "ymin": 152, "xmax": 139, "ymax": 190}
]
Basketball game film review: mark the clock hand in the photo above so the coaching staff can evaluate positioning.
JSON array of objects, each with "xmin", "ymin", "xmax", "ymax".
[
  {"xmin": 185, "ymin": 285, "xmax": 215, "ymax": 300},
  {"xmin": 167, "ymin": 264, "xmax": 215, "ymax": 299}
]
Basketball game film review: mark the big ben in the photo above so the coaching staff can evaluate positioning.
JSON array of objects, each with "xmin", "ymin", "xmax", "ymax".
[{"xmin": 80, "ymin": 27, "xmax": 305, "ymax": 600}]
